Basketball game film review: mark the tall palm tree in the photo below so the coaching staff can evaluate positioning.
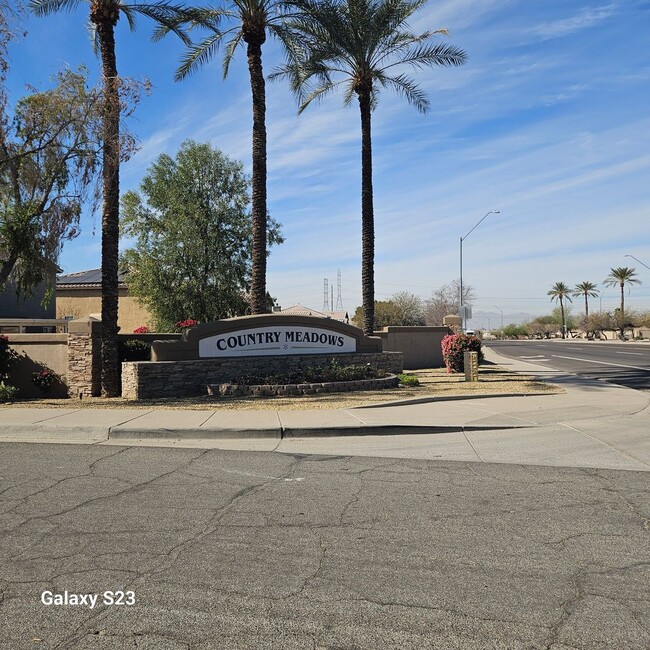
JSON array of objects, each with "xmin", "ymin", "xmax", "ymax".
[
  {"xmin": 604, "ymin": 266, "xmax": 641, "ymax": 336},
  {"xmin": 162, "ymin": 1, "xmax": 297, "ymax": 315},
  {"xmin": 573, "ymin": 281, "xmax": 599, "ymax": 329},
  {"xmin": 29, "ymin": 0, "xmax": 188, "ymax": 396},
  {"xmin": 547, "ymin": 281, "xmax": 572, "ymax": 339},
  {"xmin": 274, "ymin": 0, "xmax": 466, "ymax": 335}
]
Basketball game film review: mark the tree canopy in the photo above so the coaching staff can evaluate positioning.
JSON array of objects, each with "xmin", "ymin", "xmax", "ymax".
[
  {"xmin": 120, "ymin": 140, "xmax": 283, "ymax": 331},
  {"xmin": 0, "ymin": 67, "xmax": 105, "ymax": 298}
]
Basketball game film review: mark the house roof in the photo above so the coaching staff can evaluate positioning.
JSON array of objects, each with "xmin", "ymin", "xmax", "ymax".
[
  {"xmin": 57, "ymin": 269, "xmax": 128, "ymax": 288},
  {"xmin": 277, "ymin": 305, "xmax": 349, "ymax": 322}
]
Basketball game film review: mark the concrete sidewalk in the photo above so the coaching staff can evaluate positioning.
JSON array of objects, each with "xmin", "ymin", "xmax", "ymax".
[{"xmin": 0, "ymin": 348, "xmax": 648, "ymax": 471}]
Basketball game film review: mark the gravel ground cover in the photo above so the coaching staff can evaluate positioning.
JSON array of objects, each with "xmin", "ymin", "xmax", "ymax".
[{"xmin": 8, "ymin": 362, "xmax": 561, "ymax": 410}]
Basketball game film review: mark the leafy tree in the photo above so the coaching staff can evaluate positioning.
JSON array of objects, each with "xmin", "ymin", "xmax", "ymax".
[
  {"xmin": 0, "ymin": 67, "xmax": 105, "ymax": 298},
  {"xmin": 527, "ymin": 315, "xmax": 559, "ymax": 339},
  {"xmin": 547, "ymin": 281, "xmax": 572, "ymax": 339},
  {"xmin": 603, "ymin": 266, "xmax": 641, "ymax": 337},
  {"xmin": 501, "ymin": 323, "xmax": 528, "ymax": 339},
  {"xmin": 30, "ymin": 0, "xmax": 190, "ymax": 396},
  {"xmin": 120, "ymin": 140, "xmax": 283, "ymax": 331},
  {"xmin": 424, "ymin": 280, "xmax": 475, "ymax": 326},
  {"xmin": 573, "ymin": 281, "xmax": 598, "ymax": 332},
  {"xmin": 275, "ymin": 0, "xmax": 466, "ymax": 335},
  {"xmin": 352, "ymin": 291, "xmax": 425, "ymax": 329},
  {"xmin": 162, "ymin": 0, "xmax": 297, "ymax": 315}
]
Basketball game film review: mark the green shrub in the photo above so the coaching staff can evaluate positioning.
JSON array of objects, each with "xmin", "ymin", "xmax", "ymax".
[
  {"xmin": 231, "ymin": 359, "xmax": 388, "ymax": 385},
  {"xmin": 0, "ymin": 384, "xmax": 18, "ymax": 402},
  {"xmin": 398, "ymin": 373, "xmax": 420, "ymax": 386},
  {"xmin": 441, "ymin": 334, "xmax": 483, "ymax": 373},
  {"xmin": 120, "ymin": 339, "xmax": 152, "ymax": 362}
]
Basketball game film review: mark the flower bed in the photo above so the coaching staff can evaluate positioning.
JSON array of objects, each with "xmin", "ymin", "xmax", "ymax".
[{"xmin": 208, "ymin": 374, "xmax": 399, "ymax": 397}]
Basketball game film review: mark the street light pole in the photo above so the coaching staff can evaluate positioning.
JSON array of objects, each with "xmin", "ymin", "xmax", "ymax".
[
  {"xmin": 459, "ymin": 210, "xmax": 500, "ymax": 331},
  {"xmin": 624, "ymin": 254, "xmax": 650, "ymax": 271},
  {"xmin": 494, "ymin": 305, "xmax": 504, "ymax": 329}
]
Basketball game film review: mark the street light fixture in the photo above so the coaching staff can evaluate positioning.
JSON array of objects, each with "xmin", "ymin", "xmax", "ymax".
[
  {"xmin": 493, "ymin": 305, "xmax": 504, "ymax": 329},
  {"xmin": 624, "ymin": 254, "xmax": 650, "ymax": 271},
  {"xmin": 459, "ymin": 210, "xmax": 500, "ymax": 330}
]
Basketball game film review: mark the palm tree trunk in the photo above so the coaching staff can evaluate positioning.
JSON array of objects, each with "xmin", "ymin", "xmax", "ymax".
[
  {"xmin": 359, "ymin": 91, "xmax": 374, "ymax": 336},
  {"xmin": 96, "ymin": 20, "xmax": 121, "ymax": 397},
  {"xmin": 247, "ymin": 39, "xmax": 267, "ymax": 314},
  {"xmin": 560, "ymin": 297, "xmax": 565, "ymax": 339},
  {"xmin": 619, "ymin": 281, "xmax": 625, "ymax": 337}
]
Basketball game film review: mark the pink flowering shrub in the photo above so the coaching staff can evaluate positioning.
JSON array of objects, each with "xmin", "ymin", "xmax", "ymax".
[
  {"xmin": 133, "ymin": 326, "xmax": 151, "ymax": 334},
  {"xmin": 175, "ymin": 319, "xmax": 199, "ymax": 331},
  {"xmin": 32, "ymin": 368, "xmax": 57, "ymax": 392},
  {"xmin": 441, "ymin": 334, "xmax": 483, "ymax": 373}
]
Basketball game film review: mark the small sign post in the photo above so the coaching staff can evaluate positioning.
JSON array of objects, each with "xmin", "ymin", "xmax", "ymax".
[{"xmin": 464, "ymin": 351, "xmax": 479, "ymax": 382}]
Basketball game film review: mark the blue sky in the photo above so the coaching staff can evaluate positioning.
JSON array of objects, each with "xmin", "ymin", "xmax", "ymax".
[{"xmin": 8, "ymin": 0, "xmax": 650, "ymax": 325}]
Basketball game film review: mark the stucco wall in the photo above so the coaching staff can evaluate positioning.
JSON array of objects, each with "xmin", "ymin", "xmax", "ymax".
[
  {"xmin": 374, "ymin": 326, "xmax": 450, "ymax": 369},
  {"xmin": 56, "ymin": 288, "xmax": 152, "ymax": 333},
  {"xmin": 4, "ymin": 334, "xmax": 69, "ymax": 397}
]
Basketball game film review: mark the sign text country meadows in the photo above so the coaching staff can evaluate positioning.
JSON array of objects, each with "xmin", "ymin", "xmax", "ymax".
[{"xmin": 215, "ymin": 331, "xmax": 346, "ymax": 351}]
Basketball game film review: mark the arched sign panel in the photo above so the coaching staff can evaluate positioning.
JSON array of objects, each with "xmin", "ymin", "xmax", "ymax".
[
  {"xmin": 151, "ymin": 314, "xmax": 381, "ymax": 361},
  {"xmin": 198, "ymin": 325, "xmax": 357, "ymax": 357}
]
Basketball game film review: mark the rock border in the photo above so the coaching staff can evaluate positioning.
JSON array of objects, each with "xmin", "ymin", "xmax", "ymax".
[{"xmin": 207, "ymin": 374, "xmax": 400, "ymax": 397}]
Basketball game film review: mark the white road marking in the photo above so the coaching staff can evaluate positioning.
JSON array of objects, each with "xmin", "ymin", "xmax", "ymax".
[
  {"xmin": 567, "ymin": 347, "xmax": 584, "ymax": 350},
  {"xmin": 615, "ymin": 351, "xmax": 644, "ymax": 356},
  {"xmin": 551, "ymin": 354, "xmax": 650, "ymax": 372}
]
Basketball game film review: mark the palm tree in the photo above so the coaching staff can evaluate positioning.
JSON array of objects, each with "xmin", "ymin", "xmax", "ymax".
[
  {"xmin": 163, "ymin": 1, "xmax": 298, "ymax": 315},
  {"xmin": 573, "ymin": 281, "xmax": 599, "ymax": 330},
  {"xmin": 604, "ymin": 266, "xmax": 641, "ymax": 336},
  {"xmin": 547, "ymin": 281, "xmax": 572, "ymax": 339},
  {"xmin": 275, "ymin": 0, "xmax": 466, "ymax": 335},
  {"xmin": 29, "ymin": 0, "xmax": 188, "ymax": 396}
]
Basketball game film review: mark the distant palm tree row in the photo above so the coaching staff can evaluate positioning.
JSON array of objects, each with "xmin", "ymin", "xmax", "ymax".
[
  {"xmin": 548, "ymin": 267, "xmax": 641, "ymax": 338},
  {"xmin": 29, "ymin": 0, "xmax": 466, "ymax": 395}
]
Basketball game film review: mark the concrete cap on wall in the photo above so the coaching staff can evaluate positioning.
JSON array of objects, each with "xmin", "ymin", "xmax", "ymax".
[{"xmin": 67, "ymin": 317, "xmax": 102, "ymax": 335}]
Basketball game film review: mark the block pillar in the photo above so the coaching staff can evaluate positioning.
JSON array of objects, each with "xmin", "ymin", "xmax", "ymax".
[{"xmin": 67, "ymin": 318, "xmax": 102, "ymax": 398}]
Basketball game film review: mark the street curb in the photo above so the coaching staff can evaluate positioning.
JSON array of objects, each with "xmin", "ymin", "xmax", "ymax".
[
  {"xmin": 352, "ymin": 392, "xmax": 549, "ymax": 409},
  {"xmin": 280, "ymin": 424, "xmax": 527, "ymax": 438},
  {"xmin": 108, "ymin": 427, "xmax": 282, "ymax": 441}
]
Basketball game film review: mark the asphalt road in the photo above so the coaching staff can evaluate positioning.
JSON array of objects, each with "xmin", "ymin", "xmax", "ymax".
[
  {"xmin": 486, "ymin": 340, "xmax": 650, "ymax": 390},
  {"xmin": 1, "ymin": 443, "xmax": 649, "ymax": 649}
]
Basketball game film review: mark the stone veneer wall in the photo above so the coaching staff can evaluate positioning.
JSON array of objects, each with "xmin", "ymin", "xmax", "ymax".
[
  {"xmin": 122, "ymin": 352, "xmax": 403, "ymax": 400},
  {"xmin": 67, "ymin": 319, "xmax": 102, "ymax": 398}
]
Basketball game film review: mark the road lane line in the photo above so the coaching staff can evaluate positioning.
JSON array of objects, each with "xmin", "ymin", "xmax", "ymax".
[
  {"xmin": 551, "ymin": 354, "xmax": 650, "ymax": 371},
  {"xmin": 616, "ymin": 352, "xmax": 644, "ymax": 356}
]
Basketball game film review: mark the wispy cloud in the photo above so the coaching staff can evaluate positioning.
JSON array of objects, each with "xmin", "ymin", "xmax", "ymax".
[{"xmin": 527, "ymin": 4, "xmax": 618, "ymax": 40}]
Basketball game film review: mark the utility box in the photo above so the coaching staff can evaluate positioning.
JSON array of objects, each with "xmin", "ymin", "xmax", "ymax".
[{"xmin": 464, "ymin": 351, "xmax": 479, "ymax": 382}]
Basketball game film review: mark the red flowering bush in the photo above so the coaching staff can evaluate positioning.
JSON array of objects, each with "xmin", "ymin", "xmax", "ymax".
[
  {"xmin": 175, "ymin": 319, "xmax": 199, "ymax": 331},
  {"xmin": 441, "ymin": 334, "xmax": 483, "ymax": 373},
  {"xmin": 133, "ymin": 326, "xmax": 151, "ymax": 334},
  {"xmin": 32, "ymin": 368, "xmax": 57, "ymax": 392}
]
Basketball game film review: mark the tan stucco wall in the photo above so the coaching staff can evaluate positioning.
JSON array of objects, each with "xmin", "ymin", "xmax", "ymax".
[
  {"xmin": 375, "ymin": 326, "xmax": 450, "ymax": 369},
  {"xmin": 5, "ymin": 334, "xmax": 69, "ymax": 397},
  {"xmin": 56, "ymin": 288, "xmax": 152, "ymax": 333}
]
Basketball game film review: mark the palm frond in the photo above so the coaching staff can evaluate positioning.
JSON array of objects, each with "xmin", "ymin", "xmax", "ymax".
[
  {"xmin": 122, "ymin": 3, "xmax": 195, "ymax": 44},
  {"xmin": 28, "ymin": 0, "xmax": 81, "ymax": 17},
  {"xmin": 376, "ymin": 72, "xmax": 429, "ymax": 112},
  {"xmin": 222, "ymin": 31, "xmax": 244, "ymax": 78},
  {"xmin": 175, "ymin": 33, "xmax": 224, "ymax": 80}
]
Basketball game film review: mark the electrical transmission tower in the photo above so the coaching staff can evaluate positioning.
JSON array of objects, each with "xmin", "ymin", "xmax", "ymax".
[
  {"xmin": 323, "ymin": 278, "xmax": 329, "ymax": 312},
  {"xmin": 336, "ymin": 269, "xmax": 344, "ymax": 310}
]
